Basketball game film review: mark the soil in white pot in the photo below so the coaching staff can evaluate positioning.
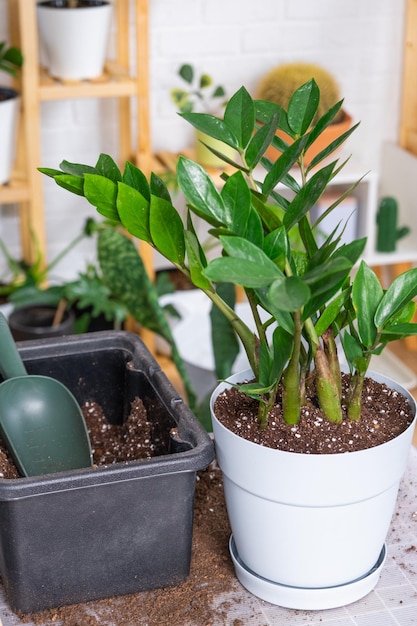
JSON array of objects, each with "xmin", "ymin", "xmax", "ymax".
[{"xmin": 213, "ymin": 373, "xmax": 414, "ymax": 454}]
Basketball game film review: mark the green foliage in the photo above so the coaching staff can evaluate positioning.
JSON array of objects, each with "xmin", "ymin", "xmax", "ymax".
[
  {"xmin": 170, "ymin": 63, "xmax": 227, "ymax": 114},
  {"xmin": 0, "ymin": 42, "xmax": 23, "ymax": 79},
  {"xmin": 42, "ymin": 80, "xmax": 417, "ymax": 430}
]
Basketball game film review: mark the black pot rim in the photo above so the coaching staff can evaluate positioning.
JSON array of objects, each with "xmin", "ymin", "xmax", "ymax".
[
  {"xmin": 37, "ymin": 0, "xmax": 110, "ymax": 8},
  {"xmin": 0, "ymin": 87, "xmax": 19, "ymax": 101}
]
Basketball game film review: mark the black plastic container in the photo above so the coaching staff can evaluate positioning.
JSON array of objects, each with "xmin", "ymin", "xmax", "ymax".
[
  {"xmin": 0, "ymin": 331, "xmax": 214, "ymax": 613},
  {"xmin": 8, "ymin": 304, "xmax": 75, "ymax": 340}
]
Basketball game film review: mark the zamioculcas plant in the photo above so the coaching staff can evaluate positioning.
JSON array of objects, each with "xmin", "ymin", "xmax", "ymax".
[{"xmin": 40, "ymin": 79, "xmax": 417, "ymax": 429}]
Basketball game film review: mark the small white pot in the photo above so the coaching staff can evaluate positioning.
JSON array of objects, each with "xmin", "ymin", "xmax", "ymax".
[
  {"xmin": 36, "ymin": 1, "xmax": 112, "ymax": 80},
  {"xmin": 211, "ymin": 368, "xmax": 417, "ymax": 609},
  {"xmin": 0, "ymin": 88, "xmax": 19, "ymax": 185}
]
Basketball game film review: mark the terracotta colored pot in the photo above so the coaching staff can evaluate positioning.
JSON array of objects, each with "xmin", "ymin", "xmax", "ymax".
[{"xmin": 265, "ymin": 111, "xmax": 353, "ymax": 166}]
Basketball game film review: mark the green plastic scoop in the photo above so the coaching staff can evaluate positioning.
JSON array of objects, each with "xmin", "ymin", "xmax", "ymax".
[{"xmin": 0, "ymin": 313, "xmax": 93, "ymax": 477}]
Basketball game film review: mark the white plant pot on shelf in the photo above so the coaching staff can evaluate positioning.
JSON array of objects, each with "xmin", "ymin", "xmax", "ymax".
[
  {"xmin": 36, "ymin": 1, "xmax": 112, "ymax": 81},
  {"xmin": 0, "ymin": 89, "xmax": 19, "ymax": 185},
  {"xmin": 210, "ymin": 368, "xmax": 417, "ymax": 610}
]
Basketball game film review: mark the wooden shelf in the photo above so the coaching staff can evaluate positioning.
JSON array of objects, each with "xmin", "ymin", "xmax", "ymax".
[
  {"xmin": 0, "ymin": 179, "xmax": 31, "ymax": 204},
  {"xmin": 400, "ymin": 0, "xmax": 417, "ymax": 156},
  {"xmin": 1, "ymin": 0, "xmax": 151, "ymax": 270},
  {"xmin": 37, "ymin": 63, "xmax": 140, "ymax": 101}
]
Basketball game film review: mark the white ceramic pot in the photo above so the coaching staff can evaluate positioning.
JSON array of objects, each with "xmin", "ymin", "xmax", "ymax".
[
  {"xmin": 211, "ymin": 368, "xmax": 417, "ymax": 609},
  {"xmin": 36, "ymin": 1, "xmax": 112, "ymax": 80},
  {"xmin": 0, "ymin": 88, "xmax": 19, "ymax": 185}
]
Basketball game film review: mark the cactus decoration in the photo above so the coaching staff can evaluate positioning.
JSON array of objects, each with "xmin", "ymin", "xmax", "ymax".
[
  {"xmin": 376, "ymin": 196, "xmax": 410, "ymax": 253},
  {"xmin": 256, "ymin": 62, "xmax": 344, "ymax": 124}
]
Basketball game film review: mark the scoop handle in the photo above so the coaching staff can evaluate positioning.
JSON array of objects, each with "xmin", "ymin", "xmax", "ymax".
[{"xmin": 0, "ymin": 313, "xmax": 28, "ymax": 379}]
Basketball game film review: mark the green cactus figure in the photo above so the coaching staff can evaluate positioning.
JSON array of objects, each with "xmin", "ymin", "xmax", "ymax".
[{"xmin": 376, "ymin": 196, "xmax": 410, "ymax": 252}]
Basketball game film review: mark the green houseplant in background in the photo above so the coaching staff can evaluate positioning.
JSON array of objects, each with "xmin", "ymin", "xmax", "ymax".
[
  {"xmin": 41, "ymin": 80, "xmax": 417, "ymax": 609},
  {"xmin": 0, "ymin": 42, "xmax": 23, "ymax": 185},
  {"xmin": 5, "ymin": 217, "xmax": 197, "ymax": 411},
  {"xmin": 170, "ymin": 63, "xmax": 235, "ymax": 167}
]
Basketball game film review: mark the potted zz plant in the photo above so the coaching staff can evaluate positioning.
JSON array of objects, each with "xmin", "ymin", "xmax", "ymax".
[
  {"xmin": 0, "ymin": 42, "xmax": 23, "ymax": 185},
  {"xmin": 42, "ymin": 79, "xmax": 417, "ymax": 611}
]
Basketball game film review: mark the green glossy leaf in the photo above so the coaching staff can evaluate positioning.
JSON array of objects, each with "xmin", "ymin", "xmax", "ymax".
[
  {"xmin": 263, "ymin": 135, "xmax": 308, "ymax": 196},
  {"xmin": 54, "ymin": 174, "xmax": 85, "ymax": 197},
  {"xmin": 184, "ymin": 230, "xmax": 212, "ymax": 290},
  {"xmin": 223, "ymin": 86, "xmax": 255, "ymax": 149},
  {"xmin": 150, "ymin": 172, "xmax": 171, "ymax": 203},
  {"xmin": 59, "ymin": 159, "xmax": 97, "ymax": 177},
  {"xmin": 268, "ymin": 276, "xmax": 311, "ymax": 311},
  {"xmin": 220, "ymin": 235, "xmax": 277, "ymax": 268},
  {"xmin": 38, "ymin": 167, "xmax": 69, "ymax": 179},
  {"xmin": 375, "ymin": 268, "xmax": 417, "ymax": 328},
  {"xmin": 246, "ymin": 110, "xmax": 279, "ymax": 168},
  {"xmin": 352, "ymin": 261, "xmax": 383, "ymax": 348},
  {"xmin": 341, "ymin": 331, "xmax": 366, "ymax": 373},
  {"xmin": 380, "ymin": 323, "xmax": 417, "ymax": 338},
  {"xmin": 332, "ymin": 237, "xmax": 367, "ymax": 266},
  {"xmin": 244, "ymin": 207, "xmax": 264, "ymax": 248},
  {"xmin": 221, "ymin": 171, "xmax": 251, "ymax": 234},
  {"xmin": 389, "ymin": 300, "xmax": 416, "ymax": 324},
  {"xmin": 263, "ymin": 226, "xmax": 288, "ymax": 267},
  {"xmin": 283, "ymin": 162, "xmax": 335, "ymax": 231},
  {"xmin": 252, "ymin": 196, "xmax": 284, "ymax": 232},
  {"xmin": 314, "ymin": 288, "xmax": 350, "ymax": 337},
  {"xmin": 180, "ymin": 112, "xmax": 239, "ymax": 149},
  {"xmin": 149, "ymin": 195, "xmax": 185, "ymax": 265},
  {"xmin": 304, "ymin": 100, "xmax": 344, "ymax": 150},
  {"xmin": 122, "ymin": 162, "xmax": 150, "ymax": 201},
  {"xmin": 204, "ymin": 257, "xmax": 278, "ymax": 288},
  {"xmin": 116, "ymin": 182, "xmax": 151, "ymax": 242},
  {"xmin": 96, "ymin": 154, "xmax": 122, "ymax": 183},
  {"xmin": 255, "ymin": 288, "xmax": 295, "ymax": 334},
  {"xmin": 271, "ymin": 326, "xmax": 293, "ymax": 382},
  {"xmin": 177, "ymin": 157, "xmax": 227, "ymax": 226},
  {"xmin": 307, "ymin": 122, "xmax": 360, "ymax": 170},
  {"xmin": 302, "ymin": 257, "xmax": 352, "ymax": 297},
  {"xmin": 84, "ymin": 174, "xmax": 119, "ymax": 220},
  {"xmin": 298, "ymin": 214, "xmax": 318, "ymax": 258},
  {"xmin": 287, "ymin": 79, "xmax": 319, "ymax": 135}
]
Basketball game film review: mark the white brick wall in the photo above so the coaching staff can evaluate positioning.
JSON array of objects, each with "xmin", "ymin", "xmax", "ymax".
[{"xmin": 0, "ymin": 0, "xmax": 407, "ymax": 280}]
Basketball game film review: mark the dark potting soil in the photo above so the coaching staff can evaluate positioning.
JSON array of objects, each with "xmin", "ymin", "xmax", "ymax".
[
  {"xmin": 214, "ymin": 374, "xmax": 415, "ymax": 454},
  {"xmin": 0, "ymin": 397, "xmax": 158, "ymax": 479}
]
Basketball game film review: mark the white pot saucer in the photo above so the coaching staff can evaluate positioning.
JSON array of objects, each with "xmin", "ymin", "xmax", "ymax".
[{"xmin": 229, "ymin": 535, "xmax": 386, "ymax": 610}]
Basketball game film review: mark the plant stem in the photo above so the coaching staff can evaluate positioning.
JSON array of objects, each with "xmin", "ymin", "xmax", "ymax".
[
  {"xmin": 314, "ymin": 346, "xmax": 343, "ymax": 423},
  {"xmin": 347, "ymin": 355, "xmax": 371, "ymax": 420},
  {"xmin": 282, "ymin": 310, "xmax": 302, "ymax": 424},
  {"xmin": 202, "ymin": 287, "xmax": 259, "ymax": 375},
  {"xmin": 322, "ymin": 328, "xmax": 342, "ymax": 398}
]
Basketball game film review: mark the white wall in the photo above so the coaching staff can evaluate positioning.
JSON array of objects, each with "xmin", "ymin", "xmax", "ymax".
[{"xmin": 0, "ymin": 0, "xmax": 407, "ymax": 280}]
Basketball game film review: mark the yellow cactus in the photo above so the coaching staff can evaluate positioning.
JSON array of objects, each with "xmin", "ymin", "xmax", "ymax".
[{"xmin": 256, "ymin": 62, "xmax": 344, "ymax": 123}]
